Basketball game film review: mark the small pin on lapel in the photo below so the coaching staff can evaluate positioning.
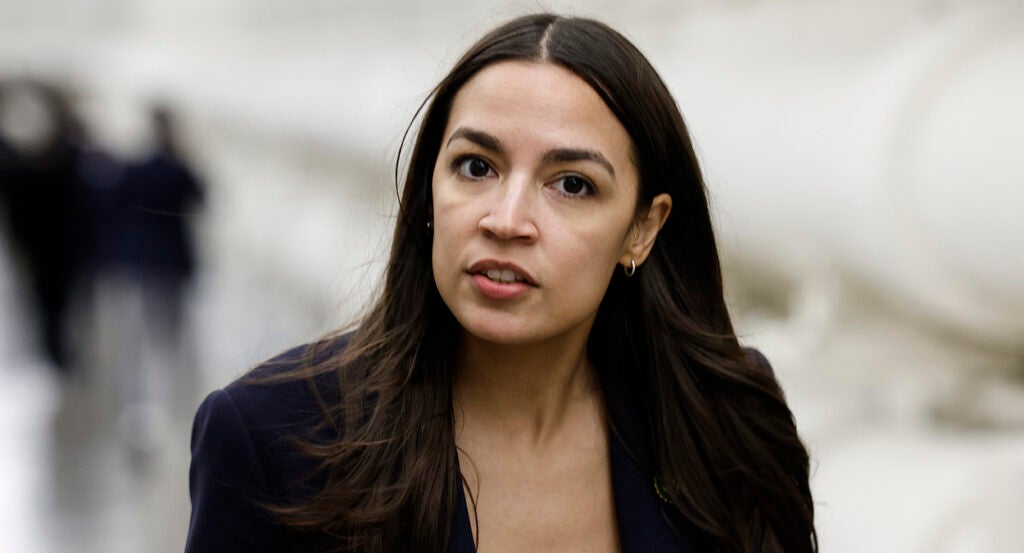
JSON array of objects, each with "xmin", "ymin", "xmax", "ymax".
[{"xmin": 653, "ymin": 475, "xmax": 672, "ymax": 504}]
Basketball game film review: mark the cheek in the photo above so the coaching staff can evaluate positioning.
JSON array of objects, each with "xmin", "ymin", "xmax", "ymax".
[
  {"xmin": 576, "ymin": 223, "xmax": 630, "ymax": 264},
  {"xmin": 555, "ymin": 227, "xmax": 627, "ymax": 295},
  {"xmin": 430, "ymin": 193, "xmax": 470, "ymax": 280},
  {"xmin": 432, "ymin": 191, "xmax": 457, "ymax": 231}
]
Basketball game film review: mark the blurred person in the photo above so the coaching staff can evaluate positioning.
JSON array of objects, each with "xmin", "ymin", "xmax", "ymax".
[
  {"xmin": 113, "ymin": 103, "xmax": 204, "ymax": 456},
  {"xmin": 0, "ymin": 81, "xmax": 86, "ymax": 373},
  {"xmin": 118, "ymin": 103, "xmax": 204, "ymax": 350},
  {"xmin": 73, "ymin": 123, "xmax": 127, "ymax": 284},
  {"xmin": 120, "ymin": 104, "xmax": 204, "ymax": 343},
  {"xmin": 185, "ymin": 14, "xmax": 816, "ymax": 553},
  {"xmin": 119, "ymin": 102, "xmax": 203, "ymax": 299}
]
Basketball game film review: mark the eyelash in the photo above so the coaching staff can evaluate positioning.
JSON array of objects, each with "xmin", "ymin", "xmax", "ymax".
[
  {"xmin": 450, "ymin": 154, "xmax": 596, "ymax": 199},
  {"xmin": 552, "ymin": 175, "xmax": 596, "ymax": 198},
  {"xmin": 452, "ymin": 155, "xmax": 495, "ymax": 180}
]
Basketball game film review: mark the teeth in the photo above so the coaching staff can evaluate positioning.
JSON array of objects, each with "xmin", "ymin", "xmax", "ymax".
[{"xmin": 484, "ymin": 269, "xmax": 524, "ymax": 283}]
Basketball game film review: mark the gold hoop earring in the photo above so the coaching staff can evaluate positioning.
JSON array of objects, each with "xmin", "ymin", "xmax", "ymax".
[{"xmin": 624, "ymin": 259, "xmax": 636, "ymax": 277}]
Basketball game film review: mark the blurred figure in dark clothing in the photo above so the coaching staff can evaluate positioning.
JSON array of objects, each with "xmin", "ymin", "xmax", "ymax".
[
  {"xmin": 114, "ymin": 104, "xmax": 204, "ymax": 456},
  {"xmin": 119, "ymin": 104, "xmax": 204, "ymax": 342},
  {"xmin": 0, "ymin": 82, "xmax": 86, "ymax": 372},
  {"xmin": 74, "ymin": 136, "xmax": 127, "ymax": 278}
]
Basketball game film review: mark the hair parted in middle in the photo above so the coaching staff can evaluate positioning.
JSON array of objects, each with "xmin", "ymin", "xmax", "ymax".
[{"xmin": 262, "ymin": 13, "xmax": 816, "ymax": 553}]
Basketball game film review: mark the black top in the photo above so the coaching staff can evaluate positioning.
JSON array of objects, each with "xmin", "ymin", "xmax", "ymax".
[
  {"xmin": 118, "ymin": 151, "xmax": 204, "ymax": 280},
  {"xmin": 185, "ymin": 337, "xmax": 768, "ymax": 552}
]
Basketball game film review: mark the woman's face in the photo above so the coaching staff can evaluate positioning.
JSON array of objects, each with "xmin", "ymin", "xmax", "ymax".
[{"xmin": 431, "ymin": 60, "xmax": 668, "ymax": 346}]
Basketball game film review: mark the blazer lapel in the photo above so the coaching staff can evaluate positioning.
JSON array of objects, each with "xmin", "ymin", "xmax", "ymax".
[
  {"xmin": 610, "ymin": 436, "xmax": 696, "ymax": 553},
  {"xmin": 449, "ymin": 474, "xmax": 476, "ymax": 553}
]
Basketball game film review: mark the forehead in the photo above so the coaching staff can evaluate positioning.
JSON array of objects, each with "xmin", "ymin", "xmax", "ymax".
[{"xmin": 443, "ymin": 61, "xmax": 634, "ymax": 168}]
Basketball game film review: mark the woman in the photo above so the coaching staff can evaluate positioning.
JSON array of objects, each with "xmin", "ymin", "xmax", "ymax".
[{"xmin": 186, "ymin": 13, "xmax": 816, "ymax": 553}]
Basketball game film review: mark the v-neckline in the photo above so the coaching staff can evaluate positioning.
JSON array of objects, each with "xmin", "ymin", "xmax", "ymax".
[{"xmin": 448, "ymin": 434, "xmax": 695, "ymax": 553}]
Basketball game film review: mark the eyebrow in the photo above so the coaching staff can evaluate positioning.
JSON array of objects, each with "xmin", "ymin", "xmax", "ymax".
[
  {"xmin": 447, "ymin": 127, "xmax": 502, "ymax": 154},
  {"xmin": 446, "ymin": 126, "xmax": 616, "ymax": 178}
]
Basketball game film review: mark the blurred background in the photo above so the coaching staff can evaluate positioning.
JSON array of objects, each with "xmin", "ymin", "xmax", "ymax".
[{"xmin": 1, "ymin": 0, "xmax": 1022, "ymax": 551}]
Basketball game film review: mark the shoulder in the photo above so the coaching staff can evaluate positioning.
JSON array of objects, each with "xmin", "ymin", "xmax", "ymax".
[
  {"xmin": 218, "ymin": 334, "xmax": 351, "ymax": 434},
  {"xmin": 209, "ymin": 333, "xmax": 354, "ymax": 477},
  {"xmin": 186, "ymin": 333, "xmax": 353, "ymax": 551},
  {"xmin": 741, "ymin": 346, "xmax": 775, "ymax": 377}
]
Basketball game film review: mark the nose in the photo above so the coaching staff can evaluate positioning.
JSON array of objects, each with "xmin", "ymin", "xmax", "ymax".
[{"xmin": 478, "ymin": 176, "xmax": 538, "ymax": 242}]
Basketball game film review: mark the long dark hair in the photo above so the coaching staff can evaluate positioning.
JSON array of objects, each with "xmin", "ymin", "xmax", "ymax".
[{"xmin": 263, "ymin": 13, "xmax": 815, "ymax": 553}]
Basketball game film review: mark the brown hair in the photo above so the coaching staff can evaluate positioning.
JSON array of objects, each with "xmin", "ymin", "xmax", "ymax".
[{"xmin": 260, "ymin": 13, "xmax": 815, "ymax": 553}]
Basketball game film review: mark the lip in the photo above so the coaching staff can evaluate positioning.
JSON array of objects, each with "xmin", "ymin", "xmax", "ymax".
[
  {"xmin": 470, "ymin": 274, "xmax": 531, "ymax": 300},
  {"xmin": 466, "ymin": 259, "xmax": 538, "ymax": 286}
]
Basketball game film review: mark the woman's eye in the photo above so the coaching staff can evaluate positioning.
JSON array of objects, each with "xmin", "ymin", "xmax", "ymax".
[
  {"xmin": 455, "ymin": 157, "xmax": 494, "ymax": 179},
  {"xmin": 553, "ymin": 175, "xmax": 595, "ymax": 198}
]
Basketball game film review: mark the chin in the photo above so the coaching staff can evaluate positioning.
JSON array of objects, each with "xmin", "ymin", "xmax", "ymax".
[
  {"xmin": 455, "ymin": 309, "xmax": 592, "ymax": 348},
  {"xmin": 449, "ymin": 307, "xmax": 550, "ymax": 346},
  {"xmin": 457, "ymin": 319, "xmax": 541, "ymax": 346}
]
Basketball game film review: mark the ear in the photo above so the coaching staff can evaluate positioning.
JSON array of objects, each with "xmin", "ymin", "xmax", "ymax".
[{"xmin": 620, "ymin": 193, "xmax": 672, "ymax": 269}]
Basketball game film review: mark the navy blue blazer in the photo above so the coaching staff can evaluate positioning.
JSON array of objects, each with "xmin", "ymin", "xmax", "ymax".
[{"xmin": 185, "ymin": 339, "xmax": 760, "ymax": 552}]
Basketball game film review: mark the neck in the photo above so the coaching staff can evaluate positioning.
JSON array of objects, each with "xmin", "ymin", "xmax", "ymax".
[{"xmin": 453, "ymin": 330, "xmax": 599, "ymax": 447}]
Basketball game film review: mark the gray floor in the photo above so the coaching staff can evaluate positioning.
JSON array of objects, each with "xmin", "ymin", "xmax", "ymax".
[{"xmin": 0, "ymin": 246, "xmax": 194, "ymax": 553}]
